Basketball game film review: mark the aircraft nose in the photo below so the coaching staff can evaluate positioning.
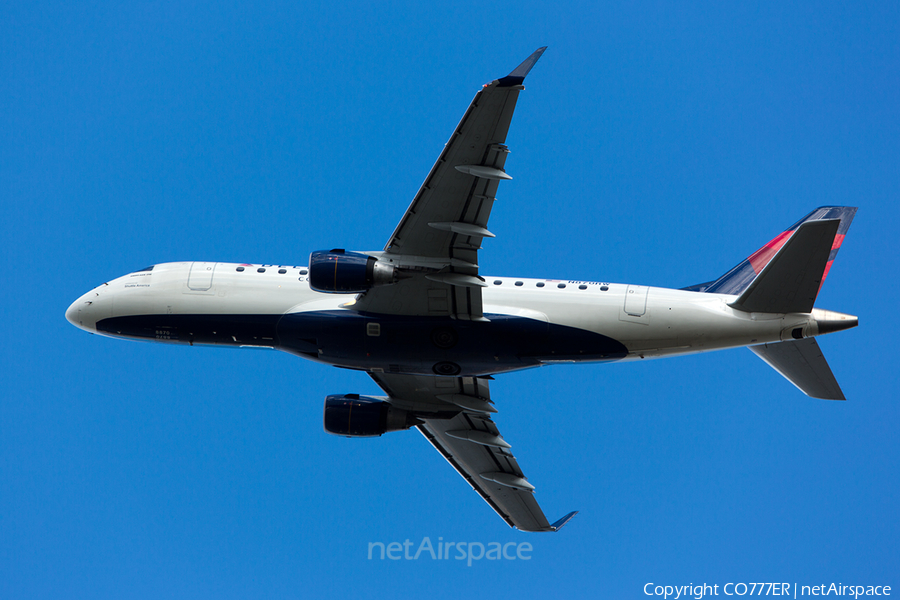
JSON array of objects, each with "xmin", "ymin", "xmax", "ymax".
[
  {"xmin": 65, "ymin": 299, "xmax": 80, "ymax": 327},
  {"xmin": 66, "ymin": 294, "xmax": 95, "ymax": 332},
  {"xmin": 66, "ymin": 287, "xmax": 109, "ymax": 333}
]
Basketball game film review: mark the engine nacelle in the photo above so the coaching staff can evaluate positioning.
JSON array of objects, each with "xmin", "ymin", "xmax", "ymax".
[
  {"xmin": 323, "ymin": 394, "xmax": 417, "ymax": 437},
  {"xmin": 308, "ymin": 249, "xmax": 396, "ymax": 293}
]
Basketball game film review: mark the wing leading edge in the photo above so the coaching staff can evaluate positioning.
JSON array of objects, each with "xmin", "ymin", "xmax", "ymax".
[
  {"xmin": 369, "ymin": 372, "xmax": 576, "ymax": 532},
  {"xmin": 351, "ymin": 48, "xmax": 547, "ymax": 321}
]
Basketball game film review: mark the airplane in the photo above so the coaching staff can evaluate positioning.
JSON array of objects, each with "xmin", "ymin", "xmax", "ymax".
[{"xmin": 66, "ymin": 47, "xmax": 858, "ymax": 533}]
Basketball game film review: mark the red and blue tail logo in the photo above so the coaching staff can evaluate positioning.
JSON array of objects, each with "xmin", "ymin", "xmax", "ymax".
[{"xmin": 684, "ymin": 206, "xmax": 857, "ymax": 296}]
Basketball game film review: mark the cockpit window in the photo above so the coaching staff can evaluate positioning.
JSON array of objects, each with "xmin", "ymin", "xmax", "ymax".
[{"xmin": 136, "ymin": 266, "xmax": 154, "ymax": 272}]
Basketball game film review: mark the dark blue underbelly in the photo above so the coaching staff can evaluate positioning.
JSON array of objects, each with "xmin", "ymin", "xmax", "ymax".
[{"xmin": 96, "ymin": 310, "xmax": 627, "ymax": 376}]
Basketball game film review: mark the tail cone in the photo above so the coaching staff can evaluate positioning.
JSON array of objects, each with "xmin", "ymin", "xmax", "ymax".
[{"xmin": 812, "ymin": 309, "xmax": 858, "ymax": 335}]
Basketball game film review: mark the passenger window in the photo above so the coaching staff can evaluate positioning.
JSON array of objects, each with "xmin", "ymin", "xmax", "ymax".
[
  {"xmin": 579, "ymin": 284, "xmax": 587, "ymax": 290},
  {"xmin": 515, "ymin": 281, "xmax": 523, "ymax": 286},
  {"xmin": 278, "ymin": 269, "xmax": 287, "ymax": 274},
  {"xmin": 536, "ymin": 282, "xmax": 545, "ymax": 288},
  {"xmin": 236, "ymin": 267, "xmax": 245, "ymax": 272},
  {"xmin": 257, "ymin": 268, "xmax": 266, "ymax": 273},
  {"xmin": 557, "ymin": 283, "xmax": 566, "ymax": 289},
  {"xmin": 493, "ymin": 280, "xmax": 502, "ymax": 285}
]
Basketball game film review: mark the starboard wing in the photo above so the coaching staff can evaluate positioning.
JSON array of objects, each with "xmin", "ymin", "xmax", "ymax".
[{"xmin": 368, "ymin": 371, "xmax": 576, "ymax": 532}]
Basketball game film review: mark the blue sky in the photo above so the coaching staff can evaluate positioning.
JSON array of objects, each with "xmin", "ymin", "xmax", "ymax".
[{"xmin": 2, "ymin": 1, "xmax": 898, "ymax": 598}]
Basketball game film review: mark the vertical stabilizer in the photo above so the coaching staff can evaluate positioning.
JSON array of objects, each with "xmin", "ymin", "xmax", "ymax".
[
  {"xmin": 729, "ymin": 219, "xmax": 838, "ymax": 314},
  {"xmin": 684, "ymin": 206, "xmax": 857, "ymax": 297}
]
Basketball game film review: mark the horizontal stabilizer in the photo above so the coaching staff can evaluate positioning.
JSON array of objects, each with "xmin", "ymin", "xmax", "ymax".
[
  {"xmin": 749, "ymin": 338, "xmax": 845, "ymax": 400},
  {"xmin": 730, "ymin": 219, "xmax": 839, "ymax": 314}
]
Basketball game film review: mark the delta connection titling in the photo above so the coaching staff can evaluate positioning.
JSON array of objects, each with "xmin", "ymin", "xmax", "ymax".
[{"xmin": 644, "ymin": 583, "xmax": 891, "ymax": 599}]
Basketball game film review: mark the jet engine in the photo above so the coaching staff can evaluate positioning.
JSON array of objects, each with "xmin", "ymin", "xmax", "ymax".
[
  {"xmin": 308, "ymin": 249, "xmax": 397, "ymax": 293},
  {"xmin": 323, "ymin": 394, "xmax": 419, "ymax": 437}
]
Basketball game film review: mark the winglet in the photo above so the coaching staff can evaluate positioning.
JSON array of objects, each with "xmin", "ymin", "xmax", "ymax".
[
  {"xmin": 497, "ymin": 47, "xmax": 548, "ymax": 87},
  {"xmin": 549, "ymin": 510, "xmax": 578, "ymax": 531}
]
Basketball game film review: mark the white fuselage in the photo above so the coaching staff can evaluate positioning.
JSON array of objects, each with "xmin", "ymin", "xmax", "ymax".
[{"xmin": 66, "ymin": 261, "xmax": 833, "ymax": 377}]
